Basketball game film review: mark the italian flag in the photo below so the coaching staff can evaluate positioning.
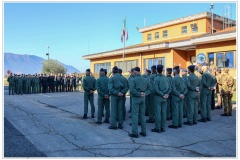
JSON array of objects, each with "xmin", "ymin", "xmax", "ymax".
[{"xmin": 121, "ymin": 17, "xmax": 128, "ymax": 42}]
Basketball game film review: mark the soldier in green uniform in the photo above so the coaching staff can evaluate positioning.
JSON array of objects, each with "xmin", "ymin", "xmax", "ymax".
[
  {"xmin": 29, "ymin": 74, "xmax": 33, "ymax": 94},
  {"xmin": 7, "ymin": 73, "xmax": 15, "ymax": 95},
  {"xmin": 17, "ymin": 75, "xmax": 23, "ymax": 95},
  {"xmin": 25, "ymin": 75, "xmax": 31, "ymax": 94},
  {"xmin": 22, "ymin": 74, "xmax": 26, "ymax": 94},
  {"xmin": 168, "ymin": 66, "xmax": 187, "ymax": 129},
  {"xmin": 35, "ymin": 74, "xmax": 40, "ymax": 93},
  {"xmin": 184, "ymin": 65, "xmax": 200, "ymax": 125},
  {"xmin": 128, "ymin": 68, "xmax": 135, "ymax": 113},
  {"xmin": 180, "ymin": 68, "xmax": 189, "ymax": 118},
  {"xmin": 220, "ymin": 68, "xmax": 235, "ymax": 116},
  {"xmin": 151, "ymin": 65, "xmax": 169, "ymax": 133},
  {"xmin": 143, "ymin": 69, "xmax": 151, "ymax": 116},
  {"xmin": 32, "ymin": 75, "xmax": 37, "ymax": 94},
  {"xmin": 166, "ymin": 68, "xmax": 173, "ymax": 120},
  {"xmin": 129, "ymin": 67, "xmax": 151, "ymax": 138},
  {"xmin": 82, "ymin": 69, "xmax": 96, "ymax": 119},
  {"xmin": 146, "ymin": 65, "xmax": 157, "ymax": 123},
  {"xmin": 108, "ymin": 66, "xmax": 128, "ymax": 130},
  {"xmin": 118, "ymin": 68, "xmax": 129, "ymax": 121},
  {"xmin": 215, "ymin": 68, "xmax": 222, "ymax": 109},
  {"xmin": 198, "ymin": 65, "xmax": 215, "ymax": 122},
  {"xmin": 96, "ymin": 68, "xmax": 110, "ymax": 124}
]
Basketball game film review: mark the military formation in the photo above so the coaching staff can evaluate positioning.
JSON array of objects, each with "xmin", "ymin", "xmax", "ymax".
[
  {"xmin": 81, "ymin": 62, "xmax": 235, "ymax": 138},
  {"xmin": 7, "ymin": 73, "xmax": 82, "ymax": 95},
  {"xmin": 7, "ymin": 63, "xmax": 235, "ymax": 138}
]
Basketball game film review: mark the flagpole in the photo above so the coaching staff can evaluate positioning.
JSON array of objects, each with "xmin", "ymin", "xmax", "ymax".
[{"xmin": 123, "ymin": 32, "xmax": 125, "ymax": 71}]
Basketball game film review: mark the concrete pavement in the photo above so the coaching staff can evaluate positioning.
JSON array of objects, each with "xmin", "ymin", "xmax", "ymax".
[{"xmin": 4, "ymin": 89, "xmax": 236, "ymax": 157}]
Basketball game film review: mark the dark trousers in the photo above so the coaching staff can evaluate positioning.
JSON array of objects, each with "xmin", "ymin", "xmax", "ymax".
[{"xmin": 211, "ymin": 89, "xmax": 215, "ymax": 110}]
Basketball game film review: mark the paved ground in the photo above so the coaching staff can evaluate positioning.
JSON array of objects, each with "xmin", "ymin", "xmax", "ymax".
[{"xmin": 4, "ymin": 88, "xmax": 236, "ymax": 157}]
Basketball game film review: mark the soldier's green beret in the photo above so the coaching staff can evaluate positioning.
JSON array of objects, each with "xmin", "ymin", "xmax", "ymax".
[
  {"xmin": 147, "ymin": 70, "xmax": 151, "ymax": 74},
  {"xmin": 173, "ymin": 66, "xmax": 179, "ymax": 70},
  {"xmin": 86, "ymin": 69, "xmax": 90, "ymax": 72},
  {"xmin": 188, "ymin": 65, "xmax": 195, "ymax": 73},
  {"xmin": 151, "ymin": 65, "xmax": 156, "ymax": 69},
  {"xmin": 134, "ymin": 67, "xmax": 140, "ymax": 72}
]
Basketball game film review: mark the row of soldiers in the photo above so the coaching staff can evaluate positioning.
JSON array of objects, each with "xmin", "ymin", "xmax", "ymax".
[
  {"xmin": 7, "ymin": 73, "xmax": 82, "ymax": 95},
  {"xmin": 82, "ymin": 63, "xmax": 235, "ymax": 138}
]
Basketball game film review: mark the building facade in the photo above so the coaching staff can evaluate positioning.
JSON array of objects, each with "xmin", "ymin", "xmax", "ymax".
[{"xmin": 82, "ymin": 12, "xmax": 236, "ymax": 78}]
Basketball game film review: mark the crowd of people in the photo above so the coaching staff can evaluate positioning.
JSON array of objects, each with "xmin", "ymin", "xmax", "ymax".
[
  {"xmin": 6, "ymin": 62, "xmax": 236, "ymax": 138},
  {"xmin": 81, "ymin": 62, "xmax": 236, "ymax": 138},
  {"xmin": 7, "ymin": 73, "xmax": 82, "ymax": 95}
]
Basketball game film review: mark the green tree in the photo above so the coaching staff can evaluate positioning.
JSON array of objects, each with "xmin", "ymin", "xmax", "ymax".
[{"xmin": 41, "ymin": 59, "xmax": 67, "ymax": 74}]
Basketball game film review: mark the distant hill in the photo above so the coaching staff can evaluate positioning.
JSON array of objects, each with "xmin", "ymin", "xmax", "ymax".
[{"xmin": 4, "ymin": 53, "xmax": 80, "ymax": 74}]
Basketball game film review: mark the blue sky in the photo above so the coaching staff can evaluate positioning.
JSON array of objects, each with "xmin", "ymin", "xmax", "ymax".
[{"xmin": 4, "ymin": 2, "xmax": 236, "ymax": 72}]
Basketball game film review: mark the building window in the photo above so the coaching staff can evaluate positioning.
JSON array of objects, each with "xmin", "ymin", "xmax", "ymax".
[
  {"xmin": 147, "ymin": 34, "xmax": 152, "ymax": 41},
  {"xmin": 94, "ymin": 62, "xmax": 111, "ymax": 73},
  {"xmin": 225, "ymin": 52, "xmax": 234, "ymax": 68},
  {"xmin": 115, "ymin": 60, "xmax": 138, "ymax": 73},
  {"xmin": 163, "ymin": 30, "xmax": 168, "ymax": 38},
  {"xmin": 155, "ymin": 32, "xmax": 159, "ymax": 39},
  {"xmin": 182, "ymin": 26, "xmax": 187, "ymax": 34},
  {"xmin": 144, "ymin": 58, "xmax": 165, "ymax": 70},
  {"xmin": 216, "ymin": 53, "xmax": 224, "ymax": 68},
  {"xmin": 191, "ymin": 23, "xmax": 198, "ymax": 33},
  {"xmin": 208, "ymin": 53, "xmax": 214, "ymax": 65}
]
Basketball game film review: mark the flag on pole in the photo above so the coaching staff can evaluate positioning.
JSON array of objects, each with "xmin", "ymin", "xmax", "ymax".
[
  {"xmin": 121, "ymin": 16, "xmax": 128, "ymax": 43},
  {"xmin": 126, "ymin": 29, "xmax": 128, "ymax": 41}
]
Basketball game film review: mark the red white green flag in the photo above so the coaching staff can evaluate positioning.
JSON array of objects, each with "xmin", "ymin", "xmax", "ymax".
[{"xmin": 121, "ymin": 17, "xmax": 128, "ymax": 42}]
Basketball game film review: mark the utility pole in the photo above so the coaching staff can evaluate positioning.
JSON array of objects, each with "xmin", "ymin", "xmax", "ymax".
[{"xmin": 210, "ymin": 3, "xmax": 214, "ymax": 34}]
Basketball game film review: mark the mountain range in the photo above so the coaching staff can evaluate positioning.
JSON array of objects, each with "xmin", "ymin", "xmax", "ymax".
[{"xmin": 4, "ymin": 53, "xmax": 80, "ymax": 74}]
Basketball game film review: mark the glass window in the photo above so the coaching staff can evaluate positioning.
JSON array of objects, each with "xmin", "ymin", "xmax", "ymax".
[
  {"xmin": 145, "ymin": 58, "xmax": 165, "ymax": 70},
  {"xmin": 94, "ymin": 62, "xmax": 111, "ymax": 73},
  {"xmin": 191, "ymin": 23, "xmax": 198, "ymax": 33},
  {"xmin": 147, "ymin": 34, "xmax": 152, "ymax": 41},
  {"xmin": 182, "ymin": 26, "xmax": 187, "ymax": 34},
  {"xmin": 208, "ymin": 53, "xmax": 214, "ymax": 65},
  {"xmin": 216, "ymin": 53, "xmax": 224, "ymax": 68},
  {"xmin": 225, "ymin": 52, "xmax": 234, "ymax": 68},
  {"xmin": 115, "ymin": 60, "xmax": 138, "ymax": 73},
  {"xmin": 155, "ymin": 32, "xmax": 159, "ymax": 39},
  {"xmin": 163, "ymin": 30, "xmax": 168, "ymax": 38}
]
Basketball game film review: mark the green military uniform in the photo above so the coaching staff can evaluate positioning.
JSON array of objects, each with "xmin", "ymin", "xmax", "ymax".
[
  {"xmin": 153, "ymin": 71, "xmax": 169, "ymax": 132},
  {"xmin": 129, "ymin": 71, "xmax": 151, "ymax": 136},
  {"xmin": 29, "ymin": 75, "xmax": 33, "ymax": 94},
  {"xmin": 96, "ymin": 71, "xmax": 110, "ymax": 123},
  {"xmin": 35, "ymin": 75, "xmax": 40, "ymax": 93},
  {"xmin": 108, "ymin": 67, "xmax": 128, "ymax": 129},
  {"xmin": 142, "ymin": 72, "xmax": 151, "ymax": 116},
  {"xmin": 128, "ymin": 74, "xmax": 135, "ymax": 112},
  {"xmin": 32, "ymin": 76, "xmax": 37, "ymax": 93},
  {"xmin": 185, "ymin": 67, "xmax": 200, "ymax": 124},
  {"xmin": 17, "ymin": 75, "xmax": 23, "ymax": 95},
  {"xmin": 82, "ymin": 71, "xmax": 96, "ymax": 118},
  {"xmin": 7, "ymin": 74, "xmax": 15, "ymax": 95},
  {"xmin": 181, "ymin": 74, "xmax": 189, "ymax": 118},
  {"xmin": 120, "ymin": 74, "xmax": 129, "ymax": 121},
  {"xmin": 166, "ymin": 74, "xmax": 173, "ymax": 120},
  {"xmin": 22, "ymin": 75, "xmax": 26, "ymax": 94},
  {"xmin": 148, "ymin": 66, "xmax": 157, "ymax": 122},
  {"xmin": 220, "ymin": 69, "xmax": 235, "ymax": 116},
  {"xmin": 170, "ymin": 72, "xmax": 187, "ymax": 128},
  {"xmin": 199, "ymin": 70, "xmax": 215, "ymax": 121},
  {"xmin": 26, "ymin": 76, "xmax": 31, "ymax": 94}
]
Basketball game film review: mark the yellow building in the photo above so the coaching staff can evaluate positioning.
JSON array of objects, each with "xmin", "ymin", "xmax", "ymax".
[{"xmin": 82, "ymin": 12, "xmax": 236, "ymax": 78}]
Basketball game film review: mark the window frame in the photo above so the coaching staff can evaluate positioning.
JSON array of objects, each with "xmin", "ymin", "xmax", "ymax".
[
  {"xmin": 163, "ymin": 30, "xmax": 168, "ymax": 38},
  {"xmin": 147, "ymin": 34, "xmax": 152, "ymax": 41},
  {"xmin": 155, "ymin": 32, "xmax": 159, "ymax": 39},
  {"xmin": 207, "ymin": 51, "xmax": 235, "ymax": 69},
  {"xmin": 181, "ymin": 26, "xmax": 187, "ymax": 34}
]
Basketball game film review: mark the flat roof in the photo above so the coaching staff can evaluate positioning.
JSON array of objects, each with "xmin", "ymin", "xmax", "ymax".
[{"xmin": 139, "ymin": 12, "xmax": 236, "ymax": 33}]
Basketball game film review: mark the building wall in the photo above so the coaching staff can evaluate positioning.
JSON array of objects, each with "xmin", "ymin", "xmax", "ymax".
[
  {"xmin": 142, "ymin": 18, "xmax": 207, "ymax": 43},
  {"xmin": 206, "ymin": 18, "xmax": 224, "ymax": 33},
  {"xmin": 196, "ymin": 40, "xmax": 236, "ymax": 78}
]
